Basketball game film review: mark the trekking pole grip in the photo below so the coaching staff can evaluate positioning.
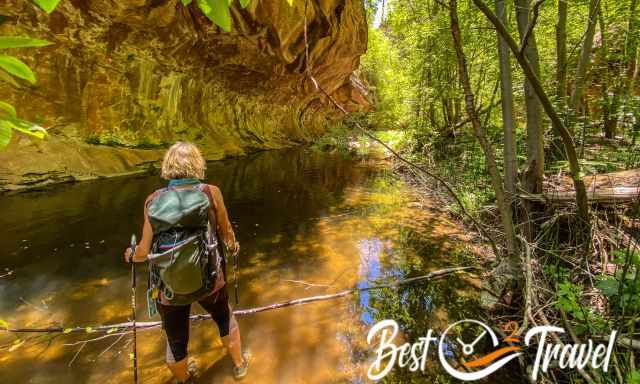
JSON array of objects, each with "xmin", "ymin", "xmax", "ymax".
[{"xmin": 130, "ymin": 235, "xmax": 137, "ymax": 284}]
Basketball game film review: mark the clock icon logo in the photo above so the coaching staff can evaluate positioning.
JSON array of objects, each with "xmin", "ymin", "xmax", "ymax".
[{"xmin": 438, "ymin": 319, "xmax": 523, "ymax": 381}]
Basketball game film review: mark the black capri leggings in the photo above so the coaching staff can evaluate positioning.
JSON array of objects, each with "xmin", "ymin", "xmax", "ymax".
[{"xmin": 158, "ymin": 286, "xmax": 232, "ymax": 363}]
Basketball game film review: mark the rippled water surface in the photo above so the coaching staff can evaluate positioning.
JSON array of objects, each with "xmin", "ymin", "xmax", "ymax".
[{"xmin": 0, "ymin": 148, "xmax": 484, "ymax": 383}]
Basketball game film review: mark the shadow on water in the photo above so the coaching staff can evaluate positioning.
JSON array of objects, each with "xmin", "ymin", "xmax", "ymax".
[{"xmin": 0, "ymin": 148, "xmax": 491, "ymax": 383}]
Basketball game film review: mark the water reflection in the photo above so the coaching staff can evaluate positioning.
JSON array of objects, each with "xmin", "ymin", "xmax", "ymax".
[{"xmin": 0, "ymin": 148, "xmax": 483, "ymax": 383}]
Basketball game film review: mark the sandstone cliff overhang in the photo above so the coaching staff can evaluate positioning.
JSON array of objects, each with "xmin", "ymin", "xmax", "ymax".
[{"xmin": 0, "ymin": 0, "xmax": 369, "ymax": 191}]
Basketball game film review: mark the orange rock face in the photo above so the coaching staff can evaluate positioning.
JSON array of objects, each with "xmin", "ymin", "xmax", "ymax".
[{"xmin": 0, "ymin": 0, "xmax": 368, "ymax": 190}]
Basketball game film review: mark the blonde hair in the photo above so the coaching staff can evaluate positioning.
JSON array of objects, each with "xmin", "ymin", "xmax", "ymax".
[{"xmin": 160, "ymin": 141, "xmax": 206, "ymax": 180}]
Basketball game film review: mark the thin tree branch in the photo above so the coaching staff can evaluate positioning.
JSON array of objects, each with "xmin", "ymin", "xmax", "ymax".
[
  {"xmin": 2, "ymin": 267, "xmax": 477, "ymax": 334},
  {"xmin": 520, "ymin": 0, "xmax": 547, "ymax": 55}
]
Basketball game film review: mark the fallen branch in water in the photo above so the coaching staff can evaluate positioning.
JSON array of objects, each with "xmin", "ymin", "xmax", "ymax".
[{"xmin": 2, "ymin": 267, "xmax": 476, "ymax": 334}]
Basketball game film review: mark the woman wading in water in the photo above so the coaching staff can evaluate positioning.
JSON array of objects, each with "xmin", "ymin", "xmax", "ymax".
[{"xmin": 125, "ymin": 142, "xmax": 249, "ymax": 382}]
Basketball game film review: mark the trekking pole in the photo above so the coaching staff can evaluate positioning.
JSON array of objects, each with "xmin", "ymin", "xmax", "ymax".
[{"xmin": 129, "ymin": 235, "xmax": 138, "ymax": 384}]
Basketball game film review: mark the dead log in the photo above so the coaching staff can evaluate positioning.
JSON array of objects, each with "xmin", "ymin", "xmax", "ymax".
[
  {"xmin": 2, "ymin": 266, "xmax": 476, "ymax": 334},
  {"xmin": 521, "ymin": 187, "xmax": 640, "ymax": 204}
]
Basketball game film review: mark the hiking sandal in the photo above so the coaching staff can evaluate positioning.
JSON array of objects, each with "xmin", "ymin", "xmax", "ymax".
[
  {"xmin": 187, "ymin": 358, "xmax": 199, "ymax": 378},
  {"xmin": 232, "ymin": 350, "xmax": 251, "ymax": 380},
  {"xmin": 175, "ymin": 359, "xmax": 198, "ymax": 384}
]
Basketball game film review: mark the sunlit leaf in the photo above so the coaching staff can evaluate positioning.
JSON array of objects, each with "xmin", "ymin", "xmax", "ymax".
[
  {"xmin": 596, "ymin": 278, "xmax": 619, "ymax": 297},
  {"xmin": 0, "ymin": 55, "xmax": 36, "ymax": 84},
  {"xmin": 0, "ymin": 319, "xmax": 8, "ymax": 330},
  {"xmin": 129, "ymin": 352, "xmax": 135, "ymax": 360},
  {"xmin": 5, "ymin": 117, "xmax": 47, "ymax": 139},
  {"xmin": 181, "ymin": 0, "xmax": 193, "ymax": 4},
  {"xmin": 0, "ymin": 121, "xmax": 13, "ymax": 148},
  {"xmin": 8, "ymin": 339, "xmax": 25, "ymax": 352},
  {"xmin": 32, "ymin": 0, "xmax": 62, "ymax": 14},
  {"xmin": 197, "ymin": 0, "xmax": 231, "ymax": 32},
  {"xmin": 0, "ymin": 36, "xmax": 52, "ymax": 49},
  {"xmin": 0, "ymin": 101, "xmax": 16, "ymax": 118},
  {"xmin": 0, "ymin": 69, "xmax": 20, "ymax": 87},
  {"xmin": 106, "ymin": 328, "xmax": 118, "ymax": 334},
  {"xmin": 63, "ymin": 328, "xmax": 73, "ymax": 334},
  {"xmin": 286, "ymin": 0, "xmax": 293, "ymax": 5},
  {"xmin": 239, "ymin": 0, "xmax": 250, "ymax": 7},
  {"xmin": 85, "ymin": 326, "xmax": 94, "ymax": 333}
]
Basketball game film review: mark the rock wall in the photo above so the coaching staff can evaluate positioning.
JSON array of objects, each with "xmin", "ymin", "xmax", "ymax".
[{"xmin": 0, "ymin": 0, "xmax": 368, "ymax": 191}]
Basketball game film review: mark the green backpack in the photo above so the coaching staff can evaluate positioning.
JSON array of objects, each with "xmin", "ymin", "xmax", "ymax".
[{"xmin": 146, "ymin": 183, "xmax": 221, "ymax": 306}]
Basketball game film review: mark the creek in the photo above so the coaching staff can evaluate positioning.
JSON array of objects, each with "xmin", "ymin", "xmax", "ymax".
[{"xmin": 0, "ymin": 148, "xmax": 483, "ymax": 383}]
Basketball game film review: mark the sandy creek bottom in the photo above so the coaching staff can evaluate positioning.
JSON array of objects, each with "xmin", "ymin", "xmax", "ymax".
[{"xmin": 0, "ymin": 148, "xmax": 489, "ymax": 383}]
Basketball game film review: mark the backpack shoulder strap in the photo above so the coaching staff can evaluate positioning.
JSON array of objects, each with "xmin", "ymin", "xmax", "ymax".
[
  {"xmin": 197, "ymin": 184, "xmax": 219, "ymax": 243},
  {"xmin": 145, "ymin": 187, "xmax": 169, "ymax": 209}
]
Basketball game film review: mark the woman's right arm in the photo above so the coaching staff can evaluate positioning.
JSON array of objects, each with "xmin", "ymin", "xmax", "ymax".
[{"xmin": 124, "ymin": 194, "xmax": 154, "ymax": 263}]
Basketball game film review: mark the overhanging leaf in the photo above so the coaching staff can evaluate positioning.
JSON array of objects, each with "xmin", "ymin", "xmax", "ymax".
[
  {"xmin": 32, "ymin": 0, "xmax": 62, "ymax": 14},
  {"xmin": 0, "ymin": 55, "xmax": 36, "ymax": 84},
  {"xmin": 6, "ymin": 117, "xmax": 47, "ymax": 139},
  {"xmin": 287, "ymin": 0, "xmax": 293, "ymax": 6},
  {"xmin": 0, "ymin": 121, "xmax": 14, "ymax": 149},
  {"xmin": 0, "ymin": 68, "xmax": 20, "ymax": 87},
  {"xmin": 0, "ymin": 319, "xmax": 8, "ymax": 330},
  {"xmin": 0, "ymin": 36, "xmax": 52, "ymax": 49},
  {"xmin": 181, "ymin": 0, "xmax": 193, "ymax": 4},
  {"xmin": 0, "ymin": 101, "xmax": 16, "ymax": 118},
  {"xmin": 197, "ymin": 0, "xmax": 231, "ymax": 32},
  {"xmin": 239, "ymin": 0, "xmax": 250, "ymax": 8}
]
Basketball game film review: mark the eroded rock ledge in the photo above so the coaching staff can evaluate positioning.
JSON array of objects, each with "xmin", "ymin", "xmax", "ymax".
[{"xmin": 0, "ymin": 0, "xmax": 368, "ymax": 191}]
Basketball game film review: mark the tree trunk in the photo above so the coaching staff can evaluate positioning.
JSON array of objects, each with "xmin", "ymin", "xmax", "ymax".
[
  {"xmin": 570, "ymin": 0, "xmax": 599, "ymax": 114},
  {"xmin": 626, "ymin": 0, "xmax": 639, "ymax": 90},
  {"xmin": 556, "ymin": 0, "xmax": 568, "ymax": 103},
  {"xmin": 472, "ymin": 0, "xmax": 591, "ymax": 248},
  {"xmin": 632, "ymin": 50, "xmax": 640, "ymax": 92},
  {"xmin": 495, "ymin": 0, "xmax": 518, "ymax": 196},
  {"xmin": 449, "ymin": 0, "xmax": 518, "ymax": 263},
  {"xmin": 598, "ymin": 3, "xmax": 618, "ymax": 139},
  {"xmin": 515, "ymin": 0, "xmax": 544, "ymax": 195}
]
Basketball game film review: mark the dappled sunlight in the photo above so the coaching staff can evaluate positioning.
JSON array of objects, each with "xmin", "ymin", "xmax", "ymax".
[{"xmin": 0, "ymin": 149, "xmax": 481, "ymax": 382}]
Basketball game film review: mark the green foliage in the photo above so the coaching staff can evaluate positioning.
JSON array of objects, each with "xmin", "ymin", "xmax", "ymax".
[
  {"xmin": 556, "ymin": 281, "xmax": 585, "ymax": 319},
  {"xmin": 0, "ymin": 1, "xmax": 60, "ymax": 149},
  {"xmin": 556, "ymin": 280, "xmax": 608, "ymax": 335},
  {"xmin": 0, "ymin": 36, "xmax": 52, "ymax": 49},
  {"xmin": 188, "ymin": 0, "xmax": 253, "ymax": 32},
  {"xmin": 597, "ymin": 249, "xmax": 640, "ymax": 313},
  {"xmin": 32, "ymin": 0, "xmax": 62, "ymax": 14},
  {"xmin": 311, "ymin": 123, "xmax": 360, "ymax": 152},
  {"xmin": 0, "ymin": 55, "xmax": 36, "ymax": 84},
  {"xmin": 627, "ymin": 371, "xmax": 640, "ymax": 384},
  {"xmin": 4, "ymin": 116, "xmax": 46, "ymax": 139},
  {"xmin": 0, "ymin": 124, "xmax": 11, "ymax": 148},
  {"xmin": 360, "ymin": 27, "xmax": 412, "ymax": 129},
  {"xmin": 196, "ymin": 0, "xmax": 231, "ymax": 32},
  {"xmin": 0, "ymin": 101, "xmax": 16, "ymax": 117}
]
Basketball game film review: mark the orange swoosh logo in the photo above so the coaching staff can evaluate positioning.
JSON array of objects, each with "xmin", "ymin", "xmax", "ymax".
[{"xmin": 463, "ymin": 346, "xmax": 522, "ymax": 368}]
